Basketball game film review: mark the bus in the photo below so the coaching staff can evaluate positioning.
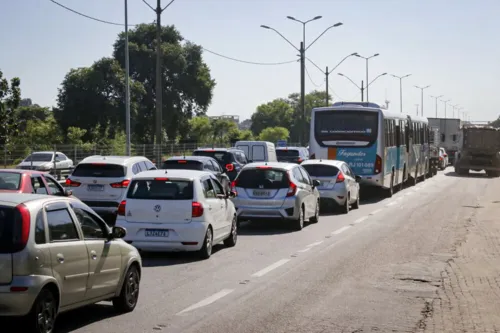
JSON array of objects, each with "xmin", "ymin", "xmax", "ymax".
[
  {"xmin": 406, "ymin": 114, "xmax": 430, "ymax": 184},
  {"xmin": 309, "ymin": 101, "xmax": 409, "ymax": 196}
]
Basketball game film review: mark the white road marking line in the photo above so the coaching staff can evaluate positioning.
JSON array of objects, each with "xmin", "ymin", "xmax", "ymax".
[
  {"xmin": 331, "ymin": 225, "xmax": 352, "ymax": 235},
  {"xmin": 297, "ymin": 247, "xmax": 312, "ymax": 253},
  {"xmin": 251, "ymin": 259, "xmax": 291, "ymax": 278},
  {"xmin": 177, "ymin": 289, "xmax": 234, "ymax": 315},
  {"xmin": 370, "ymin": 208, "xmax": 383, "ymax": 215},
  {"xmin": 385, "ymin": 201, "xmax": 398, "ymax": 207},
  {"xmin": 353, "ymin": 216, "xmax": 368, "ymax": 224},
  {"xmin": 405, "ymin": 192, "xmax": 413, "ymax": 196},
  {"xmin": 306, "ymin": 241, "xmax": 324, "ymax": 248}
]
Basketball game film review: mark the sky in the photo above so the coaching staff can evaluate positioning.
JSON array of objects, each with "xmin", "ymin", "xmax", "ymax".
[{"xmin": 1, "ymin": 0, "xmax": 499, "ymax": 122}]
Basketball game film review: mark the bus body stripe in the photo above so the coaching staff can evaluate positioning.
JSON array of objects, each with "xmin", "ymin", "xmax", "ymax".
[{"xmin": 328, "ymin": 147, "xmax": 337, "ymax": 159}]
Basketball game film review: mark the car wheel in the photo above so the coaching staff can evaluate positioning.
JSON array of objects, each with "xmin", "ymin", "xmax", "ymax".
[
  {"xmin": 309, "ymin": 200, "xmax": 320, "ymax": 223},
  {"xmin": 352, "ymin": 191, "xmax": 360, "ymax": 209},
  {"xmin": 340, "ymin": 195, "xmax": 350, "ymax": 214},
  {"xmin": 198, "ymin": 227, "xmax": 213, "ymax": 259},
  {"xmin": 26, "ymin": 287, "xmax": 57, "ymax": 333},
  {"xmin": 113, "ymin": 264, "xmax": 140, "ymax": 313},
  {"xmin": 224, "ymin": 216, "xmax": 237, "ymax": 247},
  {"xmin": 293, "ymin": 206, "xmax": 305, "ymax": 231}
]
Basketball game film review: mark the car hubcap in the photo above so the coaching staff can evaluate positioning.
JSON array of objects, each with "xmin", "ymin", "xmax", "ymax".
[
  {"xmin": 125, "ymin": 270, "xmax": 139, "ymax": 306},
  {"xmin": 316, "ymin": 203, "xmax": 319, "ymax": 217},
  {"xmin": 206, "ymin": 229, "xmax": 212, "ymax": 254},
  {"xmin": 300, "ymin": 210, "xmax": 304, "ymax": 227},
  {"xmin": 37, "ymin": 296, "xmax": 56, "ymax": 333},
  {"xmin": 232, "ymin": 219, "xmax": 237, "ymax": 242}
]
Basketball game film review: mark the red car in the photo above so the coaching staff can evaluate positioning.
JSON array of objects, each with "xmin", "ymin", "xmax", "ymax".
[{"xmin": 0, "ymin": 169, "xmax": 72, "ymax": 197}]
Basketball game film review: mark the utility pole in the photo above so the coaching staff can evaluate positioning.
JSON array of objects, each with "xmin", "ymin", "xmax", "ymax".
[
  {"xmin": 415, "ymin": 85, "xmax": 430, "ymax": 117},
  {"xmin": 361, "ymin": 80, "xmax": 364, "ymax": 101},
  {"xmin": 300, "ymin": 41, "xmax": 305, "ymax": 145},
  {"xmin": 441, "ymin": 99, "xmax": 450, "ymax": 119},
  {"xmin": 325, "ymin": 66, "xmax": 329, "ymax": 105},
  {"xmin": 390, "ymin": 73, "xmax": 411, "ymax": 113},
  {"xmin": 430, "ymin": 95, "xmax": 443, "ymax": 118},
  {"xmin": 155, "ymin": 0, "xmax": 163, "ymax": 165},
  {"xmin": 124, "ymin": 0, "xmax": 131, "ymax": 156},
  {"xmin": 415, "ymin": 104, "xmax": 419, "ymax": 116}
]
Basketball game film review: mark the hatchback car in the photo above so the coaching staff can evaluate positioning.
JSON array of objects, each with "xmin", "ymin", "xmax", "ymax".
[
  {"xmin": 0, "ymin": 169, "xmax": 72, "ymax": 197},
  {"xmin": 439, "ymin": 148, "xmax": 449, "ymax": 170},
  {"xmin": 0, "ymin": 194, "xmax": 141, "ymax": 333},
  {"xmin": 301, "ymin": 159, "xmax": 361, "ymax": 214},
  {"xmin": 230, "ymin": 162, "xmax": 320, "ymax": 230},
  {"xmin": 192, "ymin": 148, "xmax": 248, "ymax": 181},
  {"xmin": 162, "ymin": 156, "xmax": 231, "ymax": 193},
  {"xmin": 276, "ymin": 147, "xmax": 309, "ymax": 164},
  {"xmin": 115, "ymin": 169, "xmax": 237, "ymax": 259},
  {"xmin": 66, "ymin": 156, "xmax": 156, "ymax": 216}
]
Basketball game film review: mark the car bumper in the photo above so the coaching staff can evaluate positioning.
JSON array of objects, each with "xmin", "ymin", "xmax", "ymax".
[
  {"xmin": 0, "ymin": 276, "xmax": 47, "ymax": 317},
  {"xmin": 116, "ymin": 219, "xmax": 208, "ymax": 252},
  {"xmin": 317, "ymin": 188, "xmax": 348, "ymax": 206},
  {"xmin": 235, "ymin": 202, "xmax": 299, "ymax": 221}
]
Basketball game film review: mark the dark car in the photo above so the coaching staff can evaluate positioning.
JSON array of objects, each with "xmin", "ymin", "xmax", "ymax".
[
  {"xmin": 0, "ymin": 169, "xmax": 72, "ymax": 197},
  {"xmin": 192, "ymin": 148, "xmax": 248, "ymax": 181},
  {"xmin": 161, "ymin": 156, "xmax": 231, "ymax": 192},
  {"xmin": 276, "ymin": 147, "xmax": 309, "ymax": 164}
]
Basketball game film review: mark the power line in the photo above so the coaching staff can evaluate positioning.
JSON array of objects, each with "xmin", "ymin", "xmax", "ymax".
[
  {"xmin": 48, "ymin": 0, "xmax": 297, "ymax": 66},
  {"xmin": 305, "ymin": 65, "xmax": 323, "ymax": 88}
]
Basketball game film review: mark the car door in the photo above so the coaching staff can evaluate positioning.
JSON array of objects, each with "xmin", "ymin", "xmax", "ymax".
[
  {"xmin": 346, "ymin": 165, "xmax": 360, "ymax": 200},
  {"xmin": 45, "ymin": 202, "xmax": 89, "ymax": 307},
  {"xmin": 298, "ymin": 166, "xmax": 316, "ymax": 217},
  {"xmin": 211, "ymin": 160, "xmax": 229, "ymax": 191},
  {"xmin": 292, "ymin": 167, "xmax": 311, "ymax": 218},
  {"xmin": 42, "ymin": 174, "xmax": 66, "ymax": 196},
  {"xmin": 71, "ymin": 204, "xmax": 122, "ymax": 299},
  {"xmin": 210, "ymin": 177, "xmax": 232, "ymax": 239},
  {"xmin": 201, "ymin": 177, "xmax": 223, "ymax": 239},
  {"xmin": 341, "ymin": 163, "xmax": 356, "ymax": 203}
]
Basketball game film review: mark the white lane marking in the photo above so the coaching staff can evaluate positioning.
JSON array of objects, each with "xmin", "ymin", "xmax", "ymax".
[
  {"xmin": 331, "ymin": 225, "xmax": 352, "ymax": 235},
  {"xmin": 370, "ymin": 208, "xmax": 383, "ymax": 215},
  {"xmin": 385, "ymin": 201, "xmax": 398, "ymax": 207},
  {"xmin": 297, "ymin": 247, "xmax": 312, "ymax": 253},
  {"xmin": 353, "ymin": 216, "xmax": 368, "ymax": 224},
  {"xmin": 251, "ymin": 259, "xmax": 291, "ymax": 278},
  {"xmin": 405, "ymin": 192, "xmax": 413, "ymax": 196},
  {"xmin": 177, "ymin": 289, "xmax": 234, "ymax": 315},
  {"xmin": 306, "ymin": 241, "xmax": 324, "ymax": 248}
]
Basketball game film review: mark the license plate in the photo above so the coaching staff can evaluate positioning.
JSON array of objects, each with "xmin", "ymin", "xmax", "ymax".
[
  {"xmin": 253, "ymin": 190, "xmax": 271, "ymax": 197},
  {"xmin": 145, "ymin": 229, "xmax": 169, "ymax": 237},
  {"xmin": 87, "ymin": 184, "xmax": 104, "ymax": 191}
]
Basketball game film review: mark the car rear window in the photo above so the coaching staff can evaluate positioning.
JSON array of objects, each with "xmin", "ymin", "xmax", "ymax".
[
  {"xmin": 236, "ymin": 168, "xmax": 289, "ymax": 189},
  {"xmin": 193, "ymin": 151, "xmax": 233, "ymax": 164},
  {"xmin": 127, "ymin": 179, "xmax": 193, "ymax": 200},
  {"xmin": 0, "ymin": 173, "xmax": 21, "ymax": 190},
  {"xmin": 276, "ymin": 149, "xmax": 300, "ymax": 157},
  {"xmin": 0, "ymin": 207, "xmax": 18, "ymax": 253},
  {"xmin": 161, "ymin": 160, "xmax": 204, "ymax": 170},
  {"xmin": 72, "ymin": 163, "xmax": 126, "ymax": 178},
  {"xmin": 302, "ymin": 164, "xmax": 340, "ymax": 177}
]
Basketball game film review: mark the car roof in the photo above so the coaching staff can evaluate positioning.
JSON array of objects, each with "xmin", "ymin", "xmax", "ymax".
[
  {"xmin": 79, "ymin": 155, "xmax": 149, "ymax": 165},
  {"xmin": 131, "ymin": 169, "xmax": 214, "ymax": 180},
  {"xmin": 28, "ymin": 151, "xmax": 63, "ymax": 155},
  {"xmin": 167, "ymin": 156, "xmax": 217, "ymax": 162},
  {"xmin": 195, "ymin": 148, "xmax": 244, "ymax": 153},
  {"xmin": 0, "ymin": 193, "xmax": 69, "ymax": 207},
  {"xmin": 243, "ymin": 162, "xmax": 297, "ymax": 171},
  {"xmin": 276, "ymin": 147, "xmax": 304, "ymax": 150},
  {"xmin": 0, "ymin": 169, "xmax": 46, "ymax": 175},
  {"xmin": 301, "ymin": 159, "xmax": 345, "ymax": 167}
]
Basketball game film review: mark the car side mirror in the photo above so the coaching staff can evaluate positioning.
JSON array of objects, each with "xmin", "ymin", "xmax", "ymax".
[
  {"xmin": 355, "ymin": 175, "xmax": 362, "ymax": 183},
  {"xmin": 110, "ymin": 226, "xmax": 127, "ymax": 239},
  {"xmin": 228, "ymin": 191, "xmax": 237, "ymax": 198},
  {"xmin": 312, "ymin": 179, "xmax": 321, "ymax": 187},
  {"xmin": 64, "ymin": 189, "xmax": 72, "ymax": 197},
  {"xmin": 216, "ymin": 193, "xmax": 226, "ymax": 199}
]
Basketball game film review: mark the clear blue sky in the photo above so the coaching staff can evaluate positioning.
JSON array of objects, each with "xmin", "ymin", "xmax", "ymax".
[{"xmin": 1, "ymin": 0, "xmax": 498, "ymax": 122}]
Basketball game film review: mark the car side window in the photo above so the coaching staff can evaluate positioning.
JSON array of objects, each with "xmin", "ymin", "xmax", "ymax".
[
  {"xmin": 144, "ymin": 160, "xmax": 156, "ymax": 170},
  {"xmin": 211, "ymin": 178, "xmax": 225, "ymax": 196},
  {"xmin": 73, "ymin": 208, "xmax": 107, "ymax": 239},
  {"xmin": 298, "ymin": 167, "xmax": 312, "ymax": 185},
  {"xmin": 43, "ymin": 175, "xmax": 64, "ymax": 196},
  {"xmin": 57, "ymin": 154, "xmax": 67, "ymax": 161},
  {"xmin": 35, "ymin": 210, "xmax": 46, "ymax": 244},
  {"xmin": 211, "ymin": 160, "xmax": 222, "ymax": 173},
  {"xmin": 204, "ymin": 162, "xmax": 215, "ymax": 171},
  {"xmin": 341, "ymin": 164, "xmax": 352, "ymax": 178},
  {"xmin": 132, "ymin": 163, "xmax": 142, "ymax": 174},
  {"xmin": 46, "ymin": 209, "xmax": 80, "ymax": 242},
  {"xmin": 202, "ymin": 179, "xmax": 216, "ymax": 198},
  {"xmin": 31, "ymin": 176, "xmax": 47, "ymax": 194},
  {"xmin": 292, "ymin": 167, "xmax": 305, "ymax": 184}
]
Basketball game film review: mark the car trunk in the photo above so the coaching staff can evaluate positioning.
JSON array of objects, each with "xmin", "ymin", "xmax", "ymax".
[
  {"xmin": 68, "ymin": 163, "xmax": 128, "ymax": 201},
  {"xmin": 0, "ymin": 206, "xmax": 19, "ymax": 284},
  {"xmin": 124, "ymin": 179, "xmax": 194, "ymax": 223},
  {"xmin": 234, "ymin": 168, "xmax": 290, "ymax": 208},
  {"xmin": 302, "ymin": 164, "xmax": 341, "ymax": 190}
]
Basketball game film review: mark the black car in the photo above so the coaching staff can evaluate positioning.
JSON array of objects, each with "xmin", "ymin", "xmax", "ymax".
[
  {"xmin": 276, "ymin": 147, "xmax": 309, "ymax": 164},
  {"xmin": 161, "ymin": 156, "xmax": 231, "ymax": 192},
  {"xmin": 192, "ymin": 148, "xmax": 248, "ymax": 181}
]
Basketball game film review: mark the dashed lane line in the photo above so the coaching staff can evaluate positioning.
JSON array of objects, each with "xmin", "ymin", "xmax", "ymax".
[
  {"xmin": 176, "ymin": 289, "xmax": 234, "ymax": 315},
  {"xmin": 370, "ymin": 208, "xmax": 383, "ymax": 215},
  {"xmin": 297, "ymin": 247, "xmax": 312, "ymax": 253},
  {"xmin": 251, "ymin": 259, "xmax": 291, "ymax": 278},
  {"xmin": 305, "ymin": 241, "xmax": 324, "ymax": 248},
  {"xmin": 331, "ymin": 225, "xmax": 352, "ymax": 235},
  {"xmin": 353, "ymin": 216, "xmax": 368, "ymax": 224}
]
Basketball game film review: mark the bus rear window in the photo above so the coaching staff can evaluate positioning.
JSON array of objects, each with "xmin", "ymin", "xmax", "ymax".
[
  {"xmin": 302, "ymin": 164, "xmax": 340, "ymax": 177},
  {"xmin": 315, "ymin": 111, "xmax": 378, "ymax": 143}
]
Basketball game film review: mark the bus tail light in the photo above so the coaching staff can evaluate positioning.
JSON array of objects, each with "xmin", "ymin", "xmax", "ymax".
[
  {"xmin": 374, "ymin": 155, "xmax": 382, "ymax": 174},
  {"xmin": 335, "ymin": 172, "xmax": 345, "ymax": 183}
]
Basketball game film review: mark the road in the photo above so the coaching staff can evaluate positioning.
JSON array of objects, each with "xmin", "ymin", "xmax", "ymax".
[{"xmin": 55, "ymin": 169, "xmax": 498, "ymax": 333}]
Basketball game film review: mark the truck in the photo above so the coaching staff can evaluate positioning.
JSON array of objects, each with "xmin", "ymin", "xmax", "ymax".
[
  {"xmin": 454, "ymin": 125, "xmax": 500, "ymax": 177},
  {"xmin": 427, "ymin": 126, "xmax": 440, "ymax": 177},
  {"xmin": 427, "ymin": 118, "xmax": 462, "ymax": 165}
]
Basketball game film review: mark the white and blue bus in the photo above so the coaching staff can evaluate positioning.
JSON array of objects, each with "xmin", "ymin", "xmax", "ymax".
[
  {"xmin": 406, "ymin": 114, "xmax": 430, "ymax": 184},
  {"xmin": 309, "ymin": 101, "xmax": 411, "ymax": 195}
]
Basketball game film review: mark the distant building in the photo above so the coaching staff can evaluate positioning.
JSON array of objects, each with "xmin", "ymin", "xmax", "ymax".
[{"xmin": 209, "ymin": 115, "xmax": 240, "ymax": 126}]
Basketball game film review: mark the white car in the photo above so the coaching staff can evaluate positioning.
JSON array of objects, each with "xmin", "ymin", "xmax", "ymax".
[
  {"xmin": 439, "ymin": 148, "xmax": 449, "ymax": 170},
  {"xmin": 65, "ymin": 156, "xmax": 156, "ymax": 216},
  {"xmin": 115, "ymin": 169, "xmax": 237, "ymax": 259},
  {"xmin": 17, "ymin": 151, "xmax": 73, "ymax": 172}
]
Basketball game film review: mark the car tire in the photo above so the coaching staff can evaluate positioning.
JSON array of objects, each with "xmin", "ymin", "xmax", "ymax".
[
  {"xmin": 352, "ymin": 191, "xmax": 360, "ymax": 209},
  {"xmin": 224, "ymin": 216, "xmax": 238, "ymax": 247},
  {"xmin": 113, "ymin": 264, "xmax": 140, "ymax": 313},
  {"xmin": 309, "ymin": 200, "xmax": 320, "ymax": 223},
  {"xmin": 198, "ymin": 227, "xmax": 213, "ymax": 259},
  {"xmin": 26, "ymin": 287, "xmax": 58, "ymax": 333},
  {"xmin": 340, "ymin": 195, "xmax": 350, "ymax": 214},
  {"xmin": 293, "ymin": 206, "xmax": 305, "ymax": 231}
]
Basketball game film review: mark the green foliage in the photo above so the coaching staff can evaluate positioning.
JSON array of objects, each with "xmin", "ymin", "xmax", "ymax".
[
  {"xmin": 0, "ymin": 70, "xmax": 21, "ymax": 145},
  {"xmin": 258, "ymin": 126, "xmax": 289, "ymax": 142},
  {"xmin": 489, "ymin": 117, "xmax": 500, "ymax": 128},
  {"xmin": 188, "ymin": 116, "xmax": 212, "ymax": 143}
]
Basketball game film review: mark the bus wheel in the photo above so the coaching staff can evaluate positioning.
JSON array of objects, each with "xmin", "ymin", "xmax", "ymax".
[
  {"xmin": 385, "ymin": 172, "xmax": 394, "ymax": 198},
  {"xmin": 400, "ymin": 166, "xmax": 406, "ymax": 191}
]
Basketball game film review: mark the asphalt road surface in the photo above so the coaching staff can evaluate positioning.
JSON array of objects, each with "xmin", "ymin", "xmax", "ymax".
[{"xmin": 55, "ymin": 168, "xmax": 496, "ymax": 333}]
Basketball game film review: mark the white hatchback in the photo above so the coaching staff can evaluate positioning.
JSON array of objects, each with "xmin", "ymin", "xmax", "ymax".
[{"xmin": 115, "ymin": 169, "xmax": 238, "ymax": 259}]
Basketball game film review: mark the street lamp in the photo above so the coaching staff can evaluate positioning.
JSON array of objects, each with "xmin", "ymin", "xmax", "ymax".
[
  {"xmin": 368, "ymin": 72, "xmax": 387, "ymax": 88},
  {"xmin": 390, "ymin": 73, "xmax": 411, "ymax": 113},
  {"xmin": 355, "ymin": 53, "xmax": 379, "ymax": 102},
  {"xmin": 261, "ymin": 18, "xmax": 343, "ymax": 145},
  {"xmin": 450, "ymin": 104, "xmax": 459, "ymax": 118},
  {"xmin": 414, "ymin": 85, "xmax": 430, "ymax": 117},
  {"xmin": 430, "ymin": 95, "xmax": 443, "ymax": 118},
  {"xmin": 440, "ymin": 99, "xmax": 451, "ymax": 118},
  {"xmin": 338, "ymin": 73, "xmax": 364, "ymax": 101}
]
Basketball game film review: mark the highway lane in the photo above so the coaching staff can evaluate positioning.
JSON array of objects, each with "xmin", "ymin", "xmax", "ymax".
[{"xmin": 56, "ymin": 168, "xmax": 488, "ymax": 333}]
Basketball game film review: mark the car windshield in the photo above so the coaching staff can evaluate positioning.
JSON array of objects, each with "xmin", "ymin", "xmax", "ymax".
[
  {"xmin": 127, "ymin": 179, "xmax": 193, "ymax": 200},
  {"xmin": 161, "ymin": 160, "xmax": 204, "ymax": 170},
  {"xmin": 302, "ymin": 164, "xmax": 340, "ymax": 177},
  {"xmin": 236, "ymin": 168, "xmax": 289, "ymax": 189},
  {"xmin": 24, "ymin": 153, "xmax": 53, "ymax": 162},
  {"xmin": 0, "ymin": 173, "xmax": 21, "ymax": 190},
  {"xmin": 71, "ymin": 163, "xmax": 126, "ymax": 178}
]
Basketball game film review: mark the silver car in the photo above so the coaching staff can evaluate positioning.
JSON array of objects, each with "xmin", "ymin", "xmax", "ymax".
[
  {"xmin": 0, "ymin": 194, "xmax": 141, "ymax": 333},
  {"xmin": 301, "ymin": 159, "xmax": 361, "ymax": 214},
  {"xmin": 231, "ymin": 162, "xmax": 320, "ymax": 230}
]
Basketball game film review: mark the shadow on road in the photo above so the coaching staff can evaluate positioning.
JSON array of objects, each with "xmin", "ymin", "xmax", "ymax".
[
  {"xmin": 444, "ymin": 171, "xmax": 488, "ymax": 178},
  {"xmin": 55, "ymin": 303, "xmax": 121, "ymax": 333},
  {"xmin": 238, "ymin": 220, "xmax": 302, "ymax": 236},
  {"xmin": 141, "ymin": 244, "xmax": 226, "ymax": 267}
]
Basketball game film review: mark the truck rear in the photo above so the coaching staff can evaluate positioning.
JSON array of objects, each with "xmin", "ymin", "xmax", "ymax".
[
  {"xmin": 454, "ymin": 126, "xmax": 500, "ymax": 176},
  {"xmin": 427, "ymin": 118, "xmax": 462, "ymax": 165}
]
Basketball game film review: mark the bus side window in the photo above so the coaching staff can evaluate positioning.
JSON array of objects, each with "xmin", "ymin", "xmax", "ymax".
[
  {"xmin": 384, "ymin": 120, "xmax": 389, "ymax": 148},
  {"xmin": 395, "ymin": 124, "xmax": 401, "ymax": 147}
]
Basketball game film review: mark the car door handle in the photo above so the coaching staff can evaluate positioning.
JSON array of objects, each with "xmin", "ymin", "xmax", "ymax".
[
  {"xmin": 208, "ymin": 206, "xmax": 212, "ymax": 210},
  {"xmin": 90, "ymin": 250, "xmax": 97, "ymax": 260},
  {"xmin": 56, "ymin": 253, "xmax": 64, "ymax": 263}
]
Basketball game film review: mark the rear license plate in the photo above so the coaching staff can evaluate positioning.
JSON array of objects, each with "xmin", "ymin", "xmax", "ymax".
[
  {"xmin": 145, "ymin": 229, "xmax": 169, "ymax": 237},
  {"xmin": 87, "ymin": 184, "xmax": 104, "ymax": 191},
  {"xmin": 253, "ymin": 190, "xmax": 271, "ymax": 197}
]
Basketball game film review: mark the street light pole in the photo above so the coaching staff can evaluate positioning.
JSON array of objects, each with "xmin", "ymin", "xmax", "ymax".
[
  {"xmin": 440, "ymin": 99, "xmax": 451, "ymax": 118},
  {"xmin": 415, "ymin": 85, "xmax": 430, "ymax": 117},
  {"xmin": 355, "ymin": 53, "xmax": 379, "ymax": 102},
  {"xmin": 430, "ymin": 95, "xmax": 443, "ymax": 118},
  {"xmin": 124, "ymin": 0, "xmax": 131, "ymax": 156},
  {"xmin": 390, "ymin": 73, "xmax": 411, "ymax": 113},
  {"xmin": 337, "ymin": 73, "xmax": 362, "ymax": 99}
]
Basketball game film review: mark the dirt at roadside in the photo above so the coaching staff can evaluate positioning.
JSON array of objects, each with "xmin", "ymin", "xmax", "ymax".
[{"xmin": 420, "ymin": 189, "xmax": 500, "ymax": 332}]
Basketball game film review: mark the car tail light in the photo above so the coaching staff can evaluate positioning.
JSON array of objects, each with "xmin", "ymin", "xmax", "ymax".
[
  {"xmin": 65, "ymin": 179, "xmax": 81, "ymax": 187},
  {"xmin": 374, "ymin": 154, "xmax": 382, "ymax": 174},
  {"xmin": 192, "ymin": 202, "xmax": 204, "ymax": 217},
  {"xmin": 443, "ymin": 154, "xmax": 447, "ymax": 157},
  {"xmin": 286, "ymin": 172, "xmax": 297, "ymax": 197},
  {"xmin": 439, "ymin": 156, "xmax": 443, "ymax": 161},
  {"xmin": 154, "ymin": 177, "xmax": 169, "ymax": 181},
  {"xmin": 336, "ymin": 172, "xmax": 345, "ymax": 183},
  {"xmin": 178, "ymin": 160, "xmax": 187, "ymax": 164},
  {"xmin": 297, "ymin": 158, "xmax": 303, "ymax": 163},
  {"xmin": 110, "ymin": 179, "xmax": 130, "ymax": 188},
  {"xmin": 117, "ymin": 200, "xmax": 126, "ymax": 216},
  {"xmin": 12, "ymin": 204, "xmax": 30, "ymax": 252},
  {"xmin": 257, "ymin": 166, "xmax": 272, "ymax": 169},
  {"xmin": 225, "ymin": 163, "xmax": 234, "ymax": 172}
]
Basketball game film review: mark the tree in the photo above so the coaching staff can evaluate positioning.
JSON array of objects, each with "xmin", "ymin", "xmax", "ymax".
[
  {"xmin": 188, "ymin": 116, "xmax": 212, "ymax": 143},
  {"xmin": 250, "ymin": 99, "xmax": 294, "ymax": 137},
  {"xmin": 0, "ymin": 70, "xmax": 21, "ymax": 145},
  {"xmin": 113, "ymin": 23, "xmax": 216, "ymax": 142},
  {"xmin": 258, "ymin": 126, "xmax": 289, "ymax": 142},
  {"xmin": 211, "ymin": 118, "xmax": 237, "ymax": 144}
]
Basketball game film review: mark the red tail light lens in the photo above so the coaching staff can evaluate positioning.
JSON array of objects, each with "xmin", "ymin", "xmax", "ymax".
[
  {"xmin": 117, "ymin": 200, "xmax": 126, "ymax": 216},
  {"xmin": 65, "ymin": 179, "xmax": 81, "ymax": 187},
  {"xmin": 443, "ymin": 154, "xmax": 447, "ymax": 157},
  {"xmin": 297, "ymin": 158, "xmax": 303, "ymax": 163},
  {"xmin": 192, "ymin": 202, "xmax": 204, "ymax": 217},
  {"xmin": 286, "ymin": 172, "xmax": 297, "ymax": 197},
  {"xmin": 439, "ymin": 157, "xmax": 443, "ymax": 161},
  {"xmin": 225, "ymin": 164, "xmax": 234, "ymax": 172},
  {"xmin": 110, "ymin": 179, "xmax": 130, "ymax": 188},
  {"xmin": 231, "ymin": 180, "xmax": 238, "ymax": 195},
  {"xmin": 336, "ymin": 172, "xmax": 345, "ymax": 183},
  {"xmin": 374, "ymin": 154, "xmax": 382, "ymax": 174},
  {"xmin": 12, "ymin": 204, "xmax": 30, "ymax": 252}
]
